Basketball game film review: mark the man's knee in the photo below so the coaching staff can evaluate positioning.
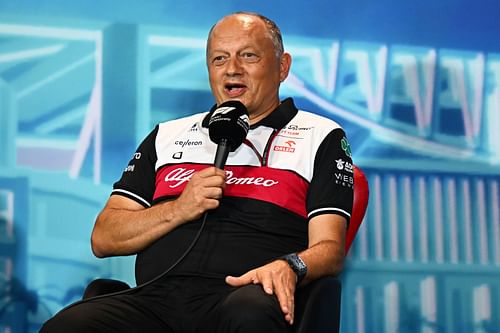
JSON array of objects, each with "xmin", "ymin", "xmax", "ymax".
[
  {"xmin": 40, "ymin": 307, "xmax": 91, "ymax": 333},
  {"xmin": 218, "ymin": 285, "xmax": 288, "ymax": 332}
]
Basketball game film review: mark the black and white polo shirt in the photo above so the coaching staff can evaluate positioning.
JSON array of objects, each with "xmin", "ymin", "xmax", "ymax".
[{"xmin": 112, "ymin": 98, "xmax": 353, "ymax": 284}]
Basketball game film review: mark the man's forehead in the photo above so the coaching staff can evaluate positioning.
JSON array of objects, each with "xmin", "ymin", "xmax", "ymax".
[
  {"xmin": 208, "ymin": 15, "xmax": 270, "ymax": 51},
  {"xmin": 213, "ymin": 14, "xmax": 263, "ymax": 33}
]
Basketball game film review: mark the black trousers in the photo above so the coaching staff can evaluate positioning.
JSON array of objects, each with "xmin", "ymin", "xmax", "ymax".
[{"xmin": 40, "ymin": 276, "xmax": 291, "ymax": 333}]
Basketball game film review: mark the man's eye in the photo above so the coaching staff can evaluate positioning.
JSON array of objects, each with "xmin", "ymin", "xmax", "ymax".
[
  {"xmin": 212, "ymin": 56, "xmax": 226, "ymax": 65},
  {"xmin": 241, "ymin": 52, "xmax": 259, "ymax": 63}
]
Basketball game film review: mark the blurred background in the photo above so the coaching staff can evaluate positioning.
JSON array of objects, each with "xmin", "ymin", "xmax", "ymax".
[{"xmin": 0, "ymin": 0, "xmax": 499, "ymax": 332}]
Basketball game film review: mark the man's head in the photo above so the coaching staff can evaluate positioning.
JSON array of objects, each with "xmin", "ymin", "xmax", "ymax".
[{"xmin": 206, "ymin": 12, "xmax": 291, "ymax": 124}]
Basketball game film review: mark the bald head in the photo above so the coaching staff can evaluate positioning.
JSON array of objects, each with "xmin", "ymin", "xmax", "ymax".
[{"xmin": 207, "ymin": 12, "xmax": 284, "ymax": 59}]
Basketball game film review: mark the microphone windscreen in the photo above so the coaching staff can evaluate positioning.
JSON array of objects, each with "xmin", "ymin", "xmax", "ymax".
[{"xmin": 208, "ymin": 100, "xmax": 250, "ymax": 152}]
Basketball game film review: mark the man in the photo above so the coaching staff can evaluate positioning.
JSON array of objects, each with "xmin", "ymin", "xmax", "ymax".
[{"xmin": 41, "ymin": 11, "xmax": 353, "ymax": 333}]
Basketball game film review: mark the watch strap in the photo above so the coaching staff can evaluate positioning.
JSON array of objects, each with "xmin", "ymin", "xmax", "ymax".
[{"xmin": 279, "ymin": 253, "xmax": 307, "ymax": 284}]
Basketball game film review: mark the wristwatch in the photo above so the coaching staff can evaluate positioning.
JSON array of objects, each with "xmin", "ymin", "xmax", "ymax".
[{"xmin": 279, "ymin": 253, "xmax": 307, "ymax": 284}]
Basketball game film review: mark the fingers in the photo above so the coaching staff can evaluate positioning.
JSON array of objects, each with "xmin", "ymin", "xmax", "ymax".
[
  {"xmin": 225, "ymin": 271, "xmax": 254, "ymax": 287},
  {"xmin": 225, "ymin": 262, "xmax": 297, "ymax": 325},
  {"xmin": 196, "ymin": 166, "xmax": 227, "ymax": 180},
  {"xmin": 272, "ymin": 272, "xmax": 295, "ymax": 324},
  {"xmin": 260, "ymin": 270, "xmax": 274, "ymax": 295},
  {"xmin": 192, "ymin": 167, "xmax": 226, "ymax": 188},
  {"xmin": 190, "ymin": 168, "xmax": 226, "ymax": 200},
  {"xmin": 173, "ymin": 167, "xmax": 227, "ymax": 222}
]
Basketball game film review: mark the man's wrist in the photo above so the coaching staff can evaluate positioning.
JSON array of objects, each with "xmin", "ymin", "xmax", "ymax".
[{"xmin": 278, "ymin": 253, "xmax": 307, "ymax": 284}]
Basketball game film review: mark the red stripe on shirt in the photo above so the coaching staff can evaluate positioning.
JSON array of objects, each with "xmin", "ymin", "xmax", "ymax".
[{"xmin": 154, "ymin": 164, "xmax": 308, "ymax": 218}]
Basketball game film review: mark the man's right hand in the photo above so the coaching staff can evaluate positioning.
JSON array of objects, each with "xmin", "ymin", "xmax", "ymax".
[{"xmin": 172, "ymin": 166, "xmax": 227, "ymax": 222}]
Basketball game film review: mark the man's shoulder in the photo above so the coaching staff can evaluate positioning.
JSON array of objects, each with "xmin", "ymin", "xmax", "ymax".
[{"xmin": 293, "ymin": 109, "xmax": 343, "ymax": 131}]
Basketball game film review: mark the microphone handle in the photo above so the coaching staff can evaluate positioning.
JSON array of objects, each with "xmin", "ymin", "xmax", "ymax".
[{"xmin": 214, "ymin": 138, "xmax": 231, "ymax": 169}]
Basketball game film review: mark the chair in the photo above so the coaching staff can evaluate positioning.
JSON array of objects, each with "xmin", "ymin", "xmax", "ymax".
[{"xmin": 83, "ymin": 165, "xmax": 370, "ymax": 333}]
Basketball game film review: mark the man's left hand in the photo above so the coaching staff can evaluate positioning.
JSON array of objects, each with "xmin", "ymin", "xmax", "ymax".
[{"xmin": 225, "ymin": 260, "xmax": 297, "ymax": 325}]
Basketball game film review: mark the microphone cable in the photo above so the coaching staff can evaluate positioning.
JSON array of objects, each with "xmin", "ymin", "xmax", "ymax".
[{"xmin": 57, "ymin": 210, "xmax": 210, "ymax": 312}]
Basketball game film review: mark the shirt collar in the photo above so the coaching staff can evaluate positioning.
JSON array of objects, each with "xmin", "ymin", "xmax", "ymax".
[{"xmin": 201, "ymin": 97, "xmax": 298, "ymax": 131}]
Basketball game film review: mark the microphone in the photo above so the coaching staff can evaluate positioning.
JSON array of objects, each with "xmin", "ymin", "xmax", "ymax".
[{"xmin": 208, "ymin": 100, "xmax": 250, "ymax": 169}]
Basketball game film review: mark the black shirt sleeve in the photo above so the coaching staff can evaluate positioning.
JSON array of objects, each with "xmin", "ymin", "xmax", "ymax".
[
  {"xmin": 111, "ymin": 125, "xmax": 159, "ymax": 207},
  {"xmin": 306, "ymin": 128, "xmax": 354, "ymax": 224}
]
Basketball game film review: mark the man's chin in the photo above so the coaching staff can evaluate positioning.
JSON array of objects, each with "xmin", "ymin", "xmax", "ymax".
[{"xmin": 220, "ymin": 97, "xmax": 246, "ymax": 106}]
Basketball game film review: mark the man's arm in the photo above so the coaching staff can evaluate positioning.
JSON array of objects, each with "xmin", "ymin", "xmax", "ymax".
[
  {"xmin": 91, "ymin": 167, "xmax": 226, "ymax": 258},
  {"xmin": 225, "ymin": 213, "xmax": 346, "ymax": 325},
  {"xmin": 298, "ymin": 213, "xmax": 346, "ymax": 282}
]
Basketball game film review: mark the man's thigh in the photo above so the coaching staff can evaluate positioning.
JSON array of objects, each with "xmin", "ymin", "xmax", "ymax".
[
  {"xmin": 197, "ymin": 284, "xmax": 291, "ymax": 333},
  {"xmin": 40, "ymin": 288, "xmax": 176, "ymax": 333}
]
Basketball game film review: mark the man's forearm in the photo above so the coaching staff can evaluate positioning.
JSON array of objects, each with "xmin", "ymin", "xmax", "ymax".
[
  {"xmin": 298, "ymin": 239, "xmax": 345, "ymax": 284},
  {"xmin": 91, "ymin": 199, "xmax": 183, "ymax": 258}
]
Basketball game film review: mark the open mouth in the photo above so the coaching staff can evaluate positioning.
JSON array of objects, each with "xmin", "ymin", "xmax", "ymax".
[{"xmin": 225, "ymin": 83, "xmax": 246, "ymax": 96}]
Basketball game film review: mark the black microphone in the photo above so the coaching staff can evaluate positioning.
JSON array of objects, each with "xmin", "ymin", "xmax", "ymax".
[{"xmin": 208, "ymin": 100, "xmax": 250, "ymax": 169}]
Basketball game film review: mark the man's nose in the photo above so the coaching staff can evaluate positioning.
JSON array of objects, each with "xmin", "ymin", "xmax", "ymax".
[{"xmin": 226, "ymin": 56, "xmax": 243, "ymax": 76}]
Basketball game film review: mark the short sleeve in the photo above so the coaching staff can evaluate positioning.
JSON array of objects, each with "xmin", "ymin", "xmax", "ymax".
[
  {"xmin": 306, "ymin": 128, "xmax": 354, "ymax": 223},
  {"xmin": 111, "ymin": 126, "xmax": 159, "ymax": 207}
]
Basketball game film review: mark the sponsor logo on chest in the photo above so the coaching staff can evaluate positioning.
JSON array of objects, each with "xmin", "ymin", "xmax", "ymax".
[
  {"xmin": 273, "ymin": 140, "xmax": 296, "ymax": 153},
  {"xmin": 174, "ymin": 139, "xmax": 203, "ymax": 148},
  {"xmin": 163, "ymin": 167, "xmax": 280, "ymax": 188}
]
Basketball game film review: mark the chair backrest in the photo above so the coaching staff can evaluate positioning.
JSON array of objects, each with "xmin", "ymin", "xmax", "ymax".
[{"xmin": 345, "ymin": 165, "xmax": 369, "ymax": 253}]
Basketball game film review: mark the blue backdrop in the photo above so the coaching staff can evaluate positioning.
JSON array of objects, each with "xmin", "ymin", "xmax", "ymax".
[{"xmin": 0, "ymin": 1, "xmax": 499, "ymax": 332}]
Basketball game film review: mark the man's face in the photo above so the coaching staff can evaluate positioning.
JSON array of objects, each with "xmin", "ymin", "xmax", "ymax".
[{"xmin": 206, "ymin": 14, "xmax": 290, "ymax": 123}]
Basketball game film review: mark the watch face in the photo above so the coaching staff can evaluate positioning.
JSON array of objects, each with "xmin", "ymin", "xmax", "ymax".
[
  {"xmin": 291, "ymin": 255, "xmax": 306, "ymax": 270},
  {"xmin": 286, "ymin": 253, "xmax": 307, "ymax": 279}
]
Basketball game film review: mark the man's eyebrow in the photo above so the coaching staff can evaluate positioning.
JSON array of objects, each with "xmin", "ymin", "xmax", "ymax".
[
  {"xmin": 209, "ymin": 44, "xmax": 256, "ymax": 53},
  {"xmin": 209, "ymin": 48, "xmax": 229, "ymax": 53}
]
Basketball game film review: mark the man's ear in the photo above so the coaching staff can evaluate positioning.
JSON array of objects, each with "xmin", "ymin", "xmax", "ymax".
[{"xmin": 279, "ymin": 52, "xmax": 292, "ymax": 82}]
